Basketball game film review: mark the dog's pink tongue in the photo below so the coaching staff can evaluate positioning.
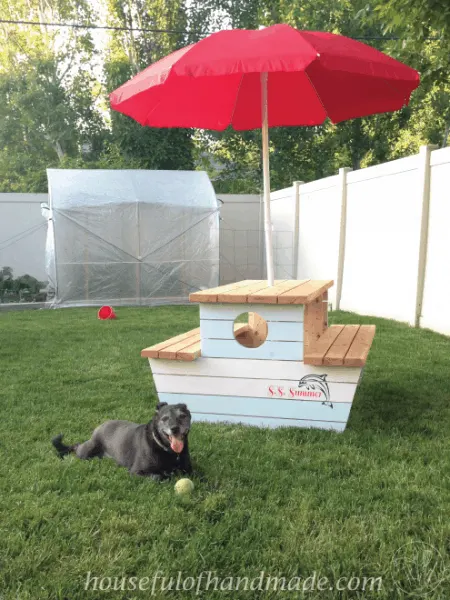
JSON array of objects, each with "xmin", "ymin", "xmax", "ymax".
[{"xmin": 169, "ymin": 436, "xmax": 184, "ymax": 453}]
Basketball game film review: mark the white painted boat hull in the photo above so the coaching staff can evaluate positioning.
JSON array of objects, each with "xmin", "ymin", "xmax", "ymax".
[{"xmin": 148, "ymin": 357, "xmax": 363, "ymax": 432}]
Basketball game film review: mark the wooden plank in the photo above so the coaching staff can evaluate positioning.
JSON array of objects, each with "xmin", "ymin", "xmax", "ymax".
[
  {"xmin": 190, "ymin": 413, "xmax": 346, "ymax": 432},
  {"xmin": 217, "ymin": 280, "xmax": 286, "ymax": 303},
  {"xmin": 200, "ymin": 319, "xmax": 303, "ymax": 342},
  {"xmin": 304, "ymin": 293, "xmax": 328, "ymax": 353},
  {"xmin": 189, "ymin": 280, "xmax": 254, "ymax": 303},
  {"xmin": 234, "ymin": 323, "xmax": 250, "ymax": 336},
  {"xmin": 153, "ymin": 374, "xmax": 358, "ymax": 404},
  {"xmin": 141, "ymin": 327, "xmax": 200, "ymax": 358},
  {"xmin": 324, "ymin": 325, "xmax": 360, "ymax": 366},
  {"xmin": 149, "ymin": 357, "xmax": 363, "ymax": 383},
  {"xmin": 344, "ymin": 325, "xmax": 376, "ymax": 367},
  {"xmin": 200, "ymin": 303, "xmax": 304, "ymax": 323},
  {"xmin": 323, "ymin": 290, "xmax": 329, "ymax": 329},
  {"xmin": 248, "ymin": 311, "xmax": 268, "ymax": 346},
  {"xmin": 158, "ymin": 334, "xmax": 201, "ymax": 360},
  {"xmin": 303, "ymin": 325, "xmax": 345, "ymax": 366},
  {"xmin": 278, "ymin": 280, "xmax": 334, "ymax": 305},
  {"xmin": 177, "ymin": 340, "xmax": 202, "ymax": 361},
  {"xmin": 234, "ymin": 329, "xmax": 254, "ymax": 348},
  {"xmin": 157, "ymin": 393, "xmax": 351, "ymax": 422},
  {"xmin": 247, "ymin": 280, "xmax": 310, "ymax": 304},
  {"xmin": 202, "ymin": 338, "xmax": 303, "ymax": 361}
]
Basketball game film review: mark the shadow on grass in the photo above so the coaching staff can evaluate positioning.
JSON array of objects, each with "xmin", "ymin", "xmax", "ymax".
[{"xmin": 349, "ymin": 373, "xmax": 447, "ymax": 437}]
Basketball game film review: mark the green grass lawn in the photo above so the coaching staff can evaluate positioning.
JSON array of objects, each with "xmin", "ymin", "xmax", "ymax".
[{"xmin": 0, "ymin": 306, "xmax": 449, "ymax": 599}]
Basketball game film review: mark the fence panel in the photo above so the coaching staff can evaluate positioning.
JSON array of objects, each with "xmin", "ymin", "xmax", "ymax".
[
  {"xmin": 421, "ymin": 147, "xmax": 450, "ymax": 335},
  {"xmin": 270, "ymin": 186, "xmax": 296, "ymax": 279},
  {"xmin": 296, "ymin": 176, "xmax": 340, "ymax": 307},
  {"xmin": 218, "ymin": 194, "xmax": 264, "ymax": 284},
  {"xmin": 339, "ymin": 156, "xmax": 421, "ymax": 325},
  {"xmin": 0, "ymin": 193, "xmax": 47, "ymax": 285}
]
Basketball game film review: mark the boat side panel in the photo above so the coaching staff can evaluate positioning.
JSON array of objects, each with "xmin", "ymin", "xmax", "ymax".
[
  {"xmin": 149, "ymin": 357, "xmax": 362, "ymax": 383},
  {"xmin": 190, "ymin": 413, "xmax": 346, "ymax": 432},
  {"xmin": 157, "ymin": 393, "xmax": 351, "ymax": 423},
  {"xmin": 153, "ymin": 374, "xmax": 358, "ymax": 404}
]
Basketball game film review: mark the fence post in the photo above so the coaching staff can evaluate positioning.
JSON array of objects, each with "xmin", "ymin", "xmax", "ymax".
[
  {"xmin": 292, "ymin": 180, "xmax": 303, "ymax": 279},
  {"xmin": 414, "ymin": 144, "xmax": 438, "ymax": 328},
  {"xmin": 335, "ymin": 167, "xmax": 352, "ymax": 311}
]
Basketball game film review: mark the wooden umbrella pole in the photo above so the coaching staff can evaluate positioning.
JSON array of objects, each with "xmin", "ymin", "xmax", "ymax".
[{"xmin": 261, "ymin": 72, "xmax": 274, "ymax": 287}]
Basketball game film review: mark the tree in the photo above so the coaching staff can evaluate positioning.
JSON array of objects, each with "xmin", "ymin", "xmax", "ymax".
[
  {"xmin": 192, "ymin": 0, "xmax": 448, "ymax": 192},
  {"xmin": 103, "ymin": 0, "xmax": 194, "ymax": 171},
  {"xmin": 0, "ymin": 266, "xmax": 13, "ymax": 281},
  {"xmin": 0, "ymin": 0, "xmax": 105, "ymax": 192},
  {"xmin": 0, "ymin": 0, "xmax": 447, "ymax": 194},
  {"xmin": 365, "ymin": 0, "xmax": 450, "ymax": 149}
]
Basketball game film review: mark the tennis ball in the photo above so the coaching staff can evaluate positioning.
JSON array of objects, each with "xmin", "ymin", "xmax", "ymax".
[{"xmin": 175, "ymin": 478, "xmax": 194, "ymax": 496}]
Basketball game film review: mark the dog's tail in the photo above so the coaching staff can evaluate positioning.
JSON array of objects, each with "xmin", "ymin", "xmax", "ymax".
[{"xmin": 52, "ymin": 434, "xmax": 77, "ymax": 459}]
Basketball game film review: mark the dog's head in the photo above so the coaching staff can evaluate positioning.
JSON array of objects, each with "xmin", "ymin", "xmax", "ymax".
[{"xmin": 153, "ymin": 402, "xmax": 191, "ymax": 453}]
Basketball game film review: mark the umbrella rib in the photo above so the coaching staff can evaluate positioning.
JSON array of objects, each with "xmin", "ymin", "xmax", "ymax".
[
  {"xmin": 143, "ymin": 98, "xmax": 163, "ymax": 126},
  {"xmin": 304, "ymin": 66, "xmax": 410, "ymax": 125},
  {"xmin": 229, "ymin": 73, "xmax": 244, "ymax": 128},
  {"xmin": 304, "ymin": 70, "xmax": 329, "ymax": 122}
]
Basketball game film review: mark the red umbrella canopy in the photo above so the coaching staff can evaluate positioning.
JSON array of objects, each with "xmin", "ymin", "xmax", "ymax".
[{"xmin": 110, "ymin": 24, "xmax": 420, "ymax": 131}]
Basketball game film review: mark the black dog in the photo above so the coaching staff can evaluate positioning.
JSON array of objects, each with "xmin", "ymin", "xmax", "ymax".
[{"xmin": 52, "ymin": 402, "xmax": 192, "ymax": 481}]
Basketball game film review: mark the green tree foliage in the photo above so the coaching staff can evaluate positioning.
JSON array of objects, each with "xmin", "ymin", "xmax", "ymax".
[
  {"xmin": 0, "ymin": 0, "xmax": 447, "ymax": 194},
  {"xmin": 103, "ymin": 0, "xmax": 194, "ymax": 171},
  {"xmin": 366, "ymin": 0, "xmax": 450, "ymax": 151},
  {"xmin": 0, "ymin": 0, "xmax": 194, "ymax": 192},
  {"xmin": 0, "ymin": 0, "xmax": 105, "ymax": 191},
  {"xmin": 0, "ymin": 267, "xmax": 45, "ymax": 302},
  {"xmin": 195, "ymin": 0, "xmax": 449, "ymax": 192}
]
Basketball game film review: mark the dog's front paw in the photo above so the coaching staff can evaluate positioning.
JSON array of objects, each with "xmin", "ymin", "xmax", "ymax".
[{"xmin": 149, "ymin": 473, "xmax": 163, "ymax": 482}]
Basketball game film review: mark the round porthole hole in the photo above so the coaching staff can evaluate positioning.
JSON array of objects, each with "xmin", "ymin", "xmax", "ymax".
[{"xmin": 233, "ymin": 312, "xmax": 268, "ymax": 348}]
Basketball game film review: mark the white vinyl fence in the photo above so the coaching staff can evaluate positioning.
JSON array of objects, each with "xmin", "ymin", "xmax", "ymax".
[
  {"xmin": 269, "ymin": 145, "xmax": 450, "ymax": 336},
  {"xmin": 0, "ymin": 193, "xmax": 48, "ymax": 282},
  {"xmin": 2, "ymin": 147, "xmax": 449, "ymax": 336},
  {"xmin": 218, "ymin": 194, "xmax": 264, "ymax": 284}
]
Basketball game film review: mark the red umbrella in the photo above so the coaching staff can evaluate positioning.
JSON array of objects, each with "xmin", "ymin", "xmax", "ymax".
[{"xmin": 110, "ymin": 24, "xmax": 420, "ymax": 285}]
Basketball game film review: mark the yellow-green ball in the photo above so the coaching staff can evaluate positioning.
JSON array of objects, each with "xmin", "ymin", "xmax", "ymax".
[{"xmin": 175, "ymin": 478, "xmax": 194, "ymax": 496}]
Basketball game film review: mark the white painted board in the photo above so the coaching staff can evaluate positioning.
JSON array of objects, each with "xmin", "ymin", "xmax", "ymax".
[
  {"xmin": 153, "ymin": 374, "xmax": 358, "ymax": 404},
  {"xmin": 149, "ymin": 357, "xmax": 362, "ymax": 383},
  {"xmin": 201, "ymin": 338, "xmax": 303, "ymax": 361},
  {"xmin": 200, "ymin": 303, "xmax": 304, "ymax": 322},
  {"xmin": 200, "ymin": 319, "xmax": 304, "ymax": 342},
  {"xmin": 191, "ymin": 413, "xmax": 346, "ymax": 432},
  {"xmin": 158, "ymin": 393, "xmax": 351, "ymax": 423}
]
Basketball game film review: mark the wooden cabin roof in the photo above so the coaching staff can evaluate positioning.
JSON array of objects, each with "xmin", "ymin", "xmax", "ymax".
[{"xmin": 189, "ymin": 279, "xmax": 334, "ymax": 305}]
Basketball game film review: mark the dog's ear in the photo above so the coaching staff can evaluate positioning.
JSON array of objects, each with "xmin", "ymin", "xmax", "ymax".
[
  {"xmin": 156, "ymin": 402, "xmax": 168, "ymax": 411},
  {"xmin": 177, "ymin": 403, "xmax": 191, "ymax": 417}
]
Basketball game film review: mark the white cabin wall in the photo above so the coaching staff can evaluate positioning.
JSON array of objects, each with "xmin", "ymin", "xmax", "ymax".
[{"xmin": 199, "ymin": 302, "xmax": 305, "ymax": 360}]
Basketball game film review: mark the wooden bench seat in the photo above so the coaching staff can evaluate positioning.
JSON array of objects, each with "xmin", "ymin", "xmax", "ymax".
[
  {"xmin": 141, "ymin": 327, "xmax": 201, "ymax": 361},
  {"xmin": 304, "ymin": 324, "xmax": 376, "ymax": 367},
  {"xmin": 141, "ymin": 323, "xmax": 250, "ymax": 362}
]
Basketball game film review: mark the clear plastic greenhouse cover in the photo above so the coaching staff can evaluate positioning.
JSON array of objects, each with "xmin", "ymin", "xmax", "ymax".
[{"xmin": 45, "ymin": 169, "xmax": 219, "ymax": 308}]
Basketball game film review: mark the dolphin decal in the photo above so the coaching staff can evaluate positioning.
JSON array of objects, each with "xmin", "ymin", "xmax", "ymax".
[{"xmin": 298, "ymin": 374, "xmax": 333, "ymax": 408}]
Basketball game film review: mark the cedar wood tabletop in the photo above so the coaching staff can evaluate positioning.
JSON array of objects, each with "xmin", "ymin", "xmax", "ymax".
[{"xmin": 189, "ymin": 279, "xmax": 334, "ymax": 305}]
